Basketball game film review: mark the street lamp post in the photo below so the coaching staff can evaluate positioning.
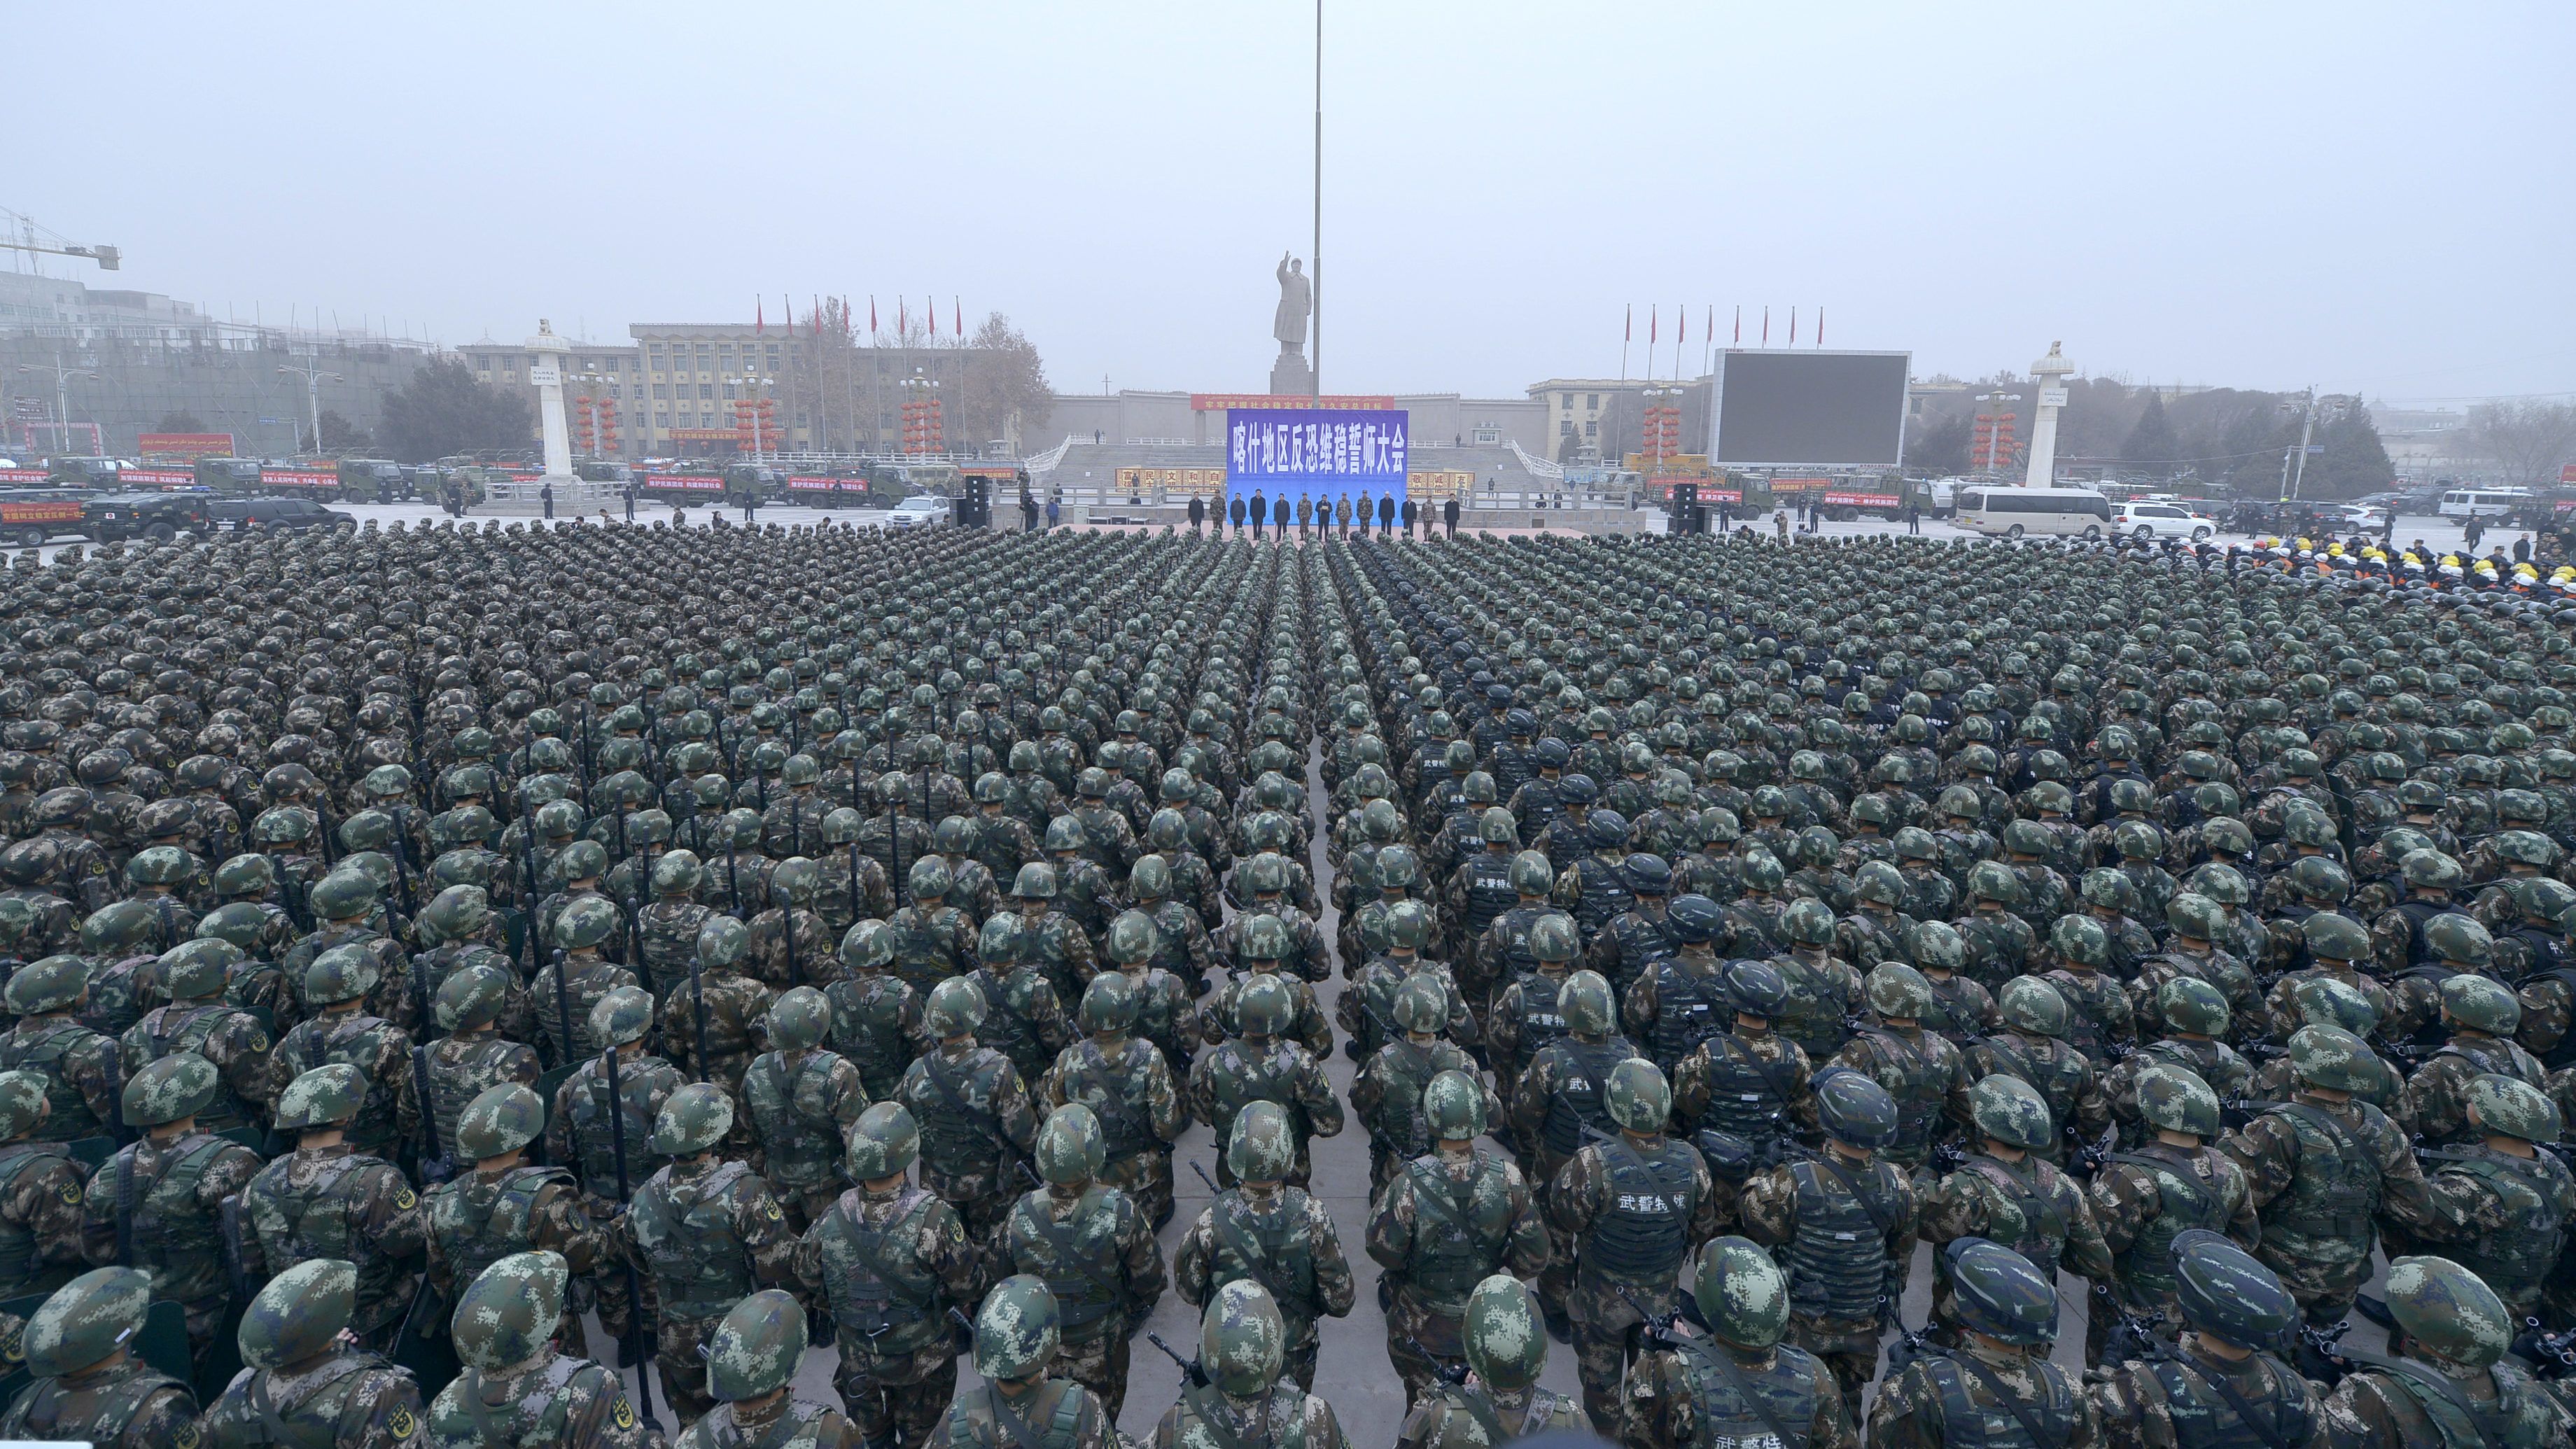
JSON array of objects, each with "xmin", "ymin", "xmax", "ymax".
[
  {"xmin": 278, "ymin": 358, "xmax": 344, "ymax": 456},
  {"xmin": 725, "ymin": 374, "xmax": 774, "ymax": 460},
  {"xmin": 16, "ymin": 354, "xmax": 99, "ymax": 456}
]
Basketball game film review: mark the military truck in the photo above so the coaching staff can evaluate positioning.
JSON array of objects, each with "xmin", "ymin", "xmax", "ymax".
[
  {"xmin": 336, "ymin": 458, "xmax": 411, "ymax": 501},
  {"xmin": 193, "ymin": 457, "xmax": 267, "ymax": 493},
  {"xmin": 46, "ymin": 456, "xmax": 122, "ymax": 487}
]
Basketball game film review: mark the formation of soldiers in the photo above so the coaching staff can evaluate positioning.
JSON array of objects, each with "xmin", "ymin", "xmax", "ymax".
[{"xmin": 0, "ymin": 515, "xmax": 2568, "ymax": 1449}]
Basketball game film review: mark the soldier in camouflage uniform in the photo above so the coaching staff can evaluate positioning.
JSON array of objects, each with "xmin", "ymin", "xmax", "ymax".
[
  {"xmin": 939, "ymin": 1275, "xmax": 1114, "ymax": 1449},
  {"xmin": 546, "ymin": 986, "xmax": 680, "ymax": 1350},
  {"xmin": 1001, "ymin": 1105, "xmax": 1164, "ymax": 1420},
  {"xmin": 244, "ymin": 1064, "xmax": 430, "ymax": 1350},
  {"xmin": 636, "ymin": 850, "xmax": 716, "ymax": 998},
  {"xmin": 882, "ymin": 858, "xmax": 978, "ymax": 997},
  {"xmin": 2397, "ymin": 974, "xmax": 2549, "ymax": 1145},
  {"xmin": 1100, "ymin": 907, "xmax": 1200, "ymax": 1076},
  {"xmin": 1919, "ymin": 1076, "xmax": 2115, "ymax": 1344},
  {"xmin": 2084, "ymin": 1228, "xmax": 2320, "ymax": 1449},
  {"xmin": 797, "ymin": 1102, "xmax": 985, "ymax": 1449},
  {"xmin": 896, "ymin": 976, "xmax": 1040, "ymax": 1240},
  {"xmin": 1469, "ymin": 850, "xmax": 1575, "ymax": 1017},
  {"xmin": 2217, "ymin": 1025, "xmax": 2433, "ymax": 1324},
  {"xmin": 0, "ymin": 955, "xmax": 121, "ymax": 1140},
  {"xmin": 1009, "ymin": 863, "xmax": 1099, "ymax": 1005},
  {"xmin": 744, "ymin": 986, "xmax": 870, "ymax": 1231},
  {"xmin": 1150, "ymin": 1280, "xmax": 1352, "ymax": 1449},
  {"xmin": 1338, "ymin": 899, "xmax": 1476, "ymax": 1067},
  {"xmin": 410, "ymin": 885, "xmax": 533, "ymax": 1043},
  {"xmin": 1038, "ymin": 972, "xmax": 1185, "ymax": 1231},
  {"xmin": 1173, "ymin": 1103, "xmax": 1357, "ymax": 1392},
  {"xmin": 1829, "ymin": 962, "xmax": 1973, "ymax": 1178},
  {"xmin": 536, "ymin": 898, "xmax": 640, "ymax": 1070},
  {"xmin": 0, "ymin": 1070, "xmax": 89, "ymax": 1301},
  {"xmin": 275, "ymin": 946, "xmax": 419, "ymax": 1160},
  {"xmin": 1619, "ymin": 895, "xmax": 1726, "ymax": 1078},
  {"xmin": 2252, "ymin": 976, "xmax": 2405, "ymax": 1116},
  {"xmin": 0, "ymin": 1266, "xmax": 200, "ymax": 1448},
  {"xmin": 2100, "ymin": 979, "xmax": 2250, "ymax": 1143},
  {"xmin": 2405, "ymin": 1073, "xmax": 2576, "ymax": 1326},
  {"xmin": 2318, "ymin": 1254, "xmax": 2572, "ymax": 1448},
  {"xmin": 1352, "ymin": 975, "xmax": 1493, "ymax": 1198},
  {"xmin": 2261, "ymin": 909, "xmax": 2395, "ymax": 1047},
  {"xmin": 1906, "ymin": 919, "xmax": 2000, "ymax": 1046},
  {"xmin": 1201, "ymin": 912, "xmax": 1331, "ymax": 1055},
  {"xmin": 2082, "ymin": 1064, "xmax": 2258, "ymax": 1365},
  {"xmin": 1736, "ymin": 1070, "xmax": 1915, "ymax": 1424},
  {"xmin": 202, "ymin": 1258, "xmax": 426, "ymax": 1449},
  {"xmin": 618, "ymin": 1082, "xmax": 799, "ymax": 1422},
  {"xmin": 117, "ymin": 936, "xmax": 272, "ymax": 1133},
  {"xmin": 660, "ymin": 915, "xmax": 775, "ymax": 1098},
  {"xmin": 1616, "ymin": 1240, "xmax": 1857, "ymax": 1449},
  {"xmin": 682, "ymin": 1289, "xmax": 854, "ymax": 1449},
  {"xmin": 424, "ymin": 1082, "xmax": 601, "ymax": 1357},
  {"xmin": 1188, "ymin": 974, "xmax": 1341, "ymax": 1189},
  {"xmin": 425, "ymin": 1250, "xmax": 661, "ymax": 1449},
  {"xmin": 1966, "ymin": 976, "xmax": 2111, "ymax": 1168},
  {"xmin": 823, "ymin": 920, "xmax": 930, "ymax": 1103},
  {"xmin": 1395, "ymin": 1273, "xmax": 1587, "ymax": 1448},
  {"xmin": 1670, "ymin": 959, "xmax": 1817, "ymax": 1174},
  {"xmin": 1547, "ymin": 1057, "xmax": 1719, "ymax": 1431},
  {"xmin": 2038, "ymin": 914, "xmax": 2137, "ymax": 1066},
  {"xmin": 80, "ymin": 1052, "xmax": 264, "ymax": 1370},
  {"xmin": 419, "ymin": 965, "xmax": 541, "ymax": 1172},
  {"xmin": 746, "ymin": 856, "xmax": 836, "ymax": 993},
  {"xmin": 965, "ymin": 911, "xmax": 1069, "ymax": 1088},
  {"xmin": 1865, "ymin": 1238, "xmax": 2101, "ymax": 1449},
  {"xmin": 1364, "ymin": 1070, "xmax": 1548, "ymax": 1404},
  {"xmin": 280, "ymin": 872, "xmax": 415, "ymax": 1030}
]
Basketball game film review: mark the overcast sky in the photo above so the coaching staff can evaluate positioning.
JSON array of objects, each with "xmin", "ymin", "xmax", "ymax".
[{"xmin": 8, "ymin": 3, "xmax": 2568, "ymax": 403}]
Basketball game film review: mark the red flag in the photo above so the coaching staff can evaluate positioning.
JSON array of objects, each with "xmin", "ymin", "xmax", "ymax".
[
  {"xmin": 953, "ymin": 295, "xmax": 962, "ymax": 338},
  {"xmin": 755, "ymin": 298, "xmax": 764, "ymax": 335},
  {"xmin": 1624, "ymin": 304, "xmax": 1632, "ymax": 342},
  {"xmin": 1705, "ymin": 305, "xmax": 1713, "ymax": 347},
  {"xmin": 1816, "ymin": 308, "xmax": 1825, "ymax": 347},
  {"xmin": 1649, "ymin": 305, "xmax": 1658, "ymax": 344},
  {"xmin": 869, "ymin": 295, "xmax": 878, "ymax": 334},
  {"xmin": 1761, "ymin": 307, "xmax": 1769, "ymax": 344},
  {"xmin": 1732, "ymin": 305, "xmax": 1740, "ymax": 344},
  {"xmin": 1676, "ymin": 306, "xmax": 1686, "ymax": 344},
  {"xmin": 1790, "ymin": 307, "xmax": 1797, "ymax": 346},
  {"xmin": 898, "ymin": 299, "xmax": 906, "ymax": 335},
  {"xmin": 927, "ymin": 296, "xmax": 934, "ymax": 337}
]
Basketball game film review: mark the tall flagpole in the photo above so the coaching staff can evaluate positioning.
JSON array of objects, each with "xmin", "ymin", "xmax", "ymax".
[{"xmin": 1311, "ymin": 0, "xmax": 1322, "ymax": 408}]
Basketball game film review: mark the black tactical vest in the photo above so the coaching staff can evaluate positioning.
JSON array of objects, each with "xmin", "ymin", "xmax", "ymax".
[{"xmin": 1782, "ymin": 1156, "xmax": 1900, "ymax": 1324}]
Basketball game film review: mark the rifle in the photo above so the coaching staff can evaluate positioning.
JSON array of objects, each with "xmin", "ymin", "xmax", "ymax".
[
  {"xmin": 1928, "ymin": 1137, "xmax": 1967, "ymax": 1176},
  {"xmin": 2065, "ymin": 1124, "xmax": 2116, "ymax": 1176},
  {"xmin": 220, "ymin": 1193, "xmax": 252, "ymax": 1303},
  {"xmin": 1144, "ymin": 1330, "xmax": 1210, "ymax": 1389},
  {"xmin": 782, "ymin": 898, "xmax": 803, "ymax": 990},
  {"xmin": 2291, "ymin": 1317, "xmax": 2356, "ymax": 1385},
  {"xmin": 412, "ymin": 1045, "xmax": 455, "ymax": 1184},
  {"xmin": 550, "ymin": 947, "xmax": 577, "ymax": 1071},
  {"xmin": 518, "ymin": 797, "xmax": 542, "ymax": 976},
  {"xmin": 847, "ymin": 840, "xmax": 863, "ymax": 926},
  {"xmin": 603, "ymin": 1044, "xmax": 664, "ymax": 1432},
  {"xmin": 2512, "ymin": 1318, "xmax": 2576, "ymax": 1380},
  {"xmin": 2090, "ymin": 1282, "xmax": 2167, "ymax": 1365},
  {"xmin": 1394, "ymin": 1330, "xmax": 1472, "ymax": 1386},
  {"xmin": 1617, "ymin": 1286, "xmax": 1700, "ymax": 1347},
  {"xmin": 685, "ymin": 941, "xmax": 715, "ymax": 1085},
  {"xmin": 724, "ymin": 834, "xmax": 742, "ymax": 916},
  {"xmin": 112, "ymin": 1147, "xmax": 136, "ymax": 1265}
]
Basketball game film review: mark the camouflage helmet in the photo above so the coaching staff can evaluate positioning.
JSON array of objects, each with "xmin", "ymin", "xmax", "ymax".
[
  {"xmin": 1560, "ymin": 970, "xmax": 1615, "ymax": 1036},
  {"xmin": 968, "ymin": 1273, "xmax": 1061, "ymax": 1371},
  {"xmin": 1035, "ymin": 1102, "xmax": 1106, "ymax": 1185},
  {"xmin": 2399, "ymin": 848, "xmax": 2466, "ymax": 891},
  {"xmin": 766, "ymin": 986, "xmax": 832, "ymax": 1052},
  {"xmin": 1997, "ymin": 976, "xmax": 2069, "ymax": 1038},
  {"xmin": 977, "ymin": 911, "xmax": 1023, "ymax": 967},
  {"xmin": 845, "ymin": 1102, "xmax": 920, "ymax": 1180},
  {"xmin": 590, "ymin": 985, "xmax": 654, "ymax": 1049},
  {"xmin": 1723, "ymin": 960, "xmax": 1790, "ymax": 1021},
  {"xmin": 2171, "ymin": 1228, "xmax": 2297, "ymax": 1349},
  {"xmin": 1198, "ymin": 1278, "xmax": 1287, "ymax": 1396},
  {"xmin": 1236, "ymin": 975, "xmax": 1296, "ymax": 1037},
  {"xmin": 840, "ymin": 919, "xmax": 893, "ymax": 974},
  {"xmin": 652, "ymin": 850, "xmax": 705, "ymax": 896},
  {"xmin": 1478, "ymin": 807, "xmax": 1518, "ymax": 846},
  {"xmin": 554, "ymin": 840, "xmax": 609, "ymax": 883},
  {"xmin": 1226, "ymin": 1100, "xmax": 1296, "ymax": 1183},
  {"xmin": 122, "ymin": 1050, "xmax": 217, "ymax": 1128},
  {"xmin": 2423, "ymin": 913, "xmax": 2492, "ymax": 967},
  {"xmin": 1665, "ymin": 894, "xmax": 1722, "ymax": 946},
  {"xmin": 651, "ymin": 1082, "xmax": 733, "ymax": 1156},
  {"xmin": 708, "ymin": 1289, "xmax": 808, "ymax": 1402},
  {"xmin": 160, "ymin": 938, "xmax": 234, "ymax": 1001},
  {"xmin": 304, "ymin": 944, "xmax": 380, "ymax": 1007},
  {"xmin": 1814, "ymin": 1068, "xmax": 1899, "ymax": 1149},
  {"xmin": 2047, "ymin": 914, "xmax": 2110, "ymax": 969},
  {"xmin": 2155, "ymin": 976, "xmax": 2230, "ymax": 1039},
  {"xmin": 307, "ymin": 870, "xmax": 377, "ymax": 922},
  {"xmin": 1129, "ymin": 855, "xmax": 1173, "ymax": 902},
  {"xmin": 2383, "ymin": 1254, "xmax": 2514, "ymax": 1369},
  {"xmin": 1943, "ymin": 1238, "xmax": 2058, "ymax": 1347},
  {"xmin": 697, "ymin": 913, "xmax": 750, "ymax": 969},
  {"xmin": 434, "ymin": 962, "xmax": 512, "ymax": 1030},
  {"xmin": 24, "ymin": 1266, "xmax": 153, "ymax": 1377},
  {"xmin": 1527, "ymin": 913, "xmax": 1579, "ymax": 965},
  {"xmin": 457, "ymin": 1082, "xmax": 545, "ymax": 1160},
  {"xmin": 906, "ymin": 856, "xmax": 953, "ymax": 905},
  {"xmin": 4, "ymin": 955, "xmax": 84, "ymax": 1016},
  {"xmin": 78, "ymin": 900, "xmax": 158, "ymax": 958},
  {"xmin": 1391, "ymin": 974, "xmax": 1446, "ymax": 1033},
  {"xmin": 1508, "ymin": 850, "xmax": 1554, "ymax": 897},
  {"xmin": 925, "ymin": 976, "xmax": 988, "ymax": 1037},
  {"xmin": 1907, "ymin": 920, "xmax": 1967, "ymax": 974},
  {"xmin": 1603, "ymin": 1057, "xmax": 1670, "ymax": 1134},
  {"xmin": 125, "ymin": 846, "xmax": 194, "ymax": 888},
  {"xmin": 2300, "ymin": 911, "xmax": 2371, "ymax": 963},
  {"xmin": 273, "ymin": 1063, "xmax": 367, "ymax": 1131},
  {"xmin": 1694, "ymin": 1236, "xmax": 1791, "ymax": 1351},
  {"xmin": 239, "ymin": 1257, "xmax": 356, "ymax": 1370},
  {"xmin": 2467, "ymin": 1073, "xmax": 2561, "ymax": 1144},
  {"xmin": 1011, "ymin": 861, "xmax": 1057, "ymax": 900},
  {"xmin": 2134, "ymin": 1064, "xmax": 2221, "ymax": 1139},
  {"xmin": 2287, "ymin": 1026, "xmax": 2377, "ymax": 1093},
  {"xmin": 1865, "ymin": 962, "xmax": 1932, "ymax": 1021},
  {"xmin": 1780, "ymin": 897, "xmax": 1835, "ymax": 947},
  {"xmin": 2290, "ymin": 976, "xmax": 2379, "ymax": 1037},
  {"xmin": 451, "ymin": 1251, "xmax": 569, "ymax": 1371},
  {"xmin": 1462, "ymin": 1273, "xmax": 1548, "ymax": 1390},
  {"xmin": 1422, "ymin": 1068, "xmax": 1487, "ymax": 1140},
  {"xmin": 1106, "ymin": 909, "xmax": 1158, "ymax": 967},
  {"xmin": 0, "ymin": 1071, "xmax": 48, "ymax": 1139},
  {"xmin": 1078, "ymin": 972, "xmax": 1140, "ymax": 1034},
  {"xmin": 1968, "ymin": 1074, "xmax": 2054, "ymax": 1150},
  {"xmin": 2438, "ymin": 973, "xmax": 2519, "ymax": 1035},
  {"xmin": 214, "ymin": 853, "xmax": 277, "ymax": 899},
  {"xmin": 419, "ymin": 884, "xmax": 493, "ymax": 944}
]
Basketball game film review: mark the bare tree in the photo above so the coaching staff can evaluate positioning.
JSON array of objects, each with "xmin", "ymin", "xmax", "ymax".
[
  {"xmin": 2459, "ymin": 400, "xmax": 2576, "ymax": 486},
  {"xmin": 958, "ymin": 312, "xmax": 1052, "ymax": 452}
]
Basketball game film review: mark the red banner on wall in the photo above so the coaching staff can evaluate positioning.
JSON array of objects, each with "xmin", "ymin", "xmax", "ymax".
[
  {"xmin": 264, "ymin": 469, "xmax": 339, "ymax": 489},
  {"xmin": 1822, "ymin": 491, "xmax": 1900, "ymax": 508},
  {"xmin": 118, "ymin": 468, "xmax": 199, "ymax": 489},
  {"xmin": 1190, "ymin": 393, "xmax": 1395, "ymax": 412}
]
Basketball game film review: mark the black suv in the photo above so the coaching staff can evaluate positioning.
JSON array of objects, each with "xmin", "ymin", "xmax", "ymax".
[
  {"xmin": 82, "ymin": 492, "xmax": 220, "ymax": 542},
  {"xmin": 206, "ymin": 497, "xmax": 354, "ymax": 532}
]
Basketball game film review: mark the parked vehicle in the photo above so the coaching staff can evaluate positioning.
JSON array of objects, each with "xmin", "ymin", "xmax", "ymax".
[
  {"xmin": 336, "ymin": 458, "xmax": 411, "ymax": 501},
  {"xmin": 194, "ymin": 457, "xmax": 267, "ymax": 493},
  {"xmin": 209, "ymin": 497, "xmax": 353, "ymax": 532},
  {"xmin": 884, "ymin": 494, "xmax": 951, "ymax": 529},
  {"xmin": 1952, "ymin": 485, "xmax": 2114, "ymax": 538},
  {"xmin": 2440, "ymin": 486, "xmax": 2534, "ymax": 519},
  {"xmin": 81, "ymin": 491, "xmax": 220, "ymax": 542},
  {"xmin": 2110, "ymin": 499, "xmax": 2218, "ymax": 540},
  {"xmin": 46, "ymin": 456, "xmax": 122, "ymax": 486},
  {"xmin": 0, "ymin": 490, "xmax": 90, "ymax": 547}
]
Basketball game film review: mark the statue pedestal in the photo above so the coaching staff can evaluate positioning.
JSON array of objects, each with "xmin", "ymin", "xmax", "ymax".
[{"xmin": 1269, "ymin": 349, "xmax": 1315, "ymax": 398}]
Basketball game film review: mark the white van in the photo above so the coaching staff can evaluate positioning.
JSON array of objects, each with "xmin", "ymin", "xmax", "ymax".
[
  {"xmin": 1953, "ymin": 485, "xmax": 2115, "ymax": 538},
  {"xmin": 2438, "ymin": 487, "xmax": 2533, "ymax": 519}
]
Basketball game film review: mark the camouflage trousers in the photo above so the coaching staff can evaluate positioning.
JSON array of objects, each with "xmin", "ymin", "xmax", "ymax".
[
  {"xmin": 1569, "ymin": 1318, "xmax": 1640, "ymax": 1433},
  {"xmin": 1103, "ymin": 1151, "xmax": 1174, "ymax": 1232},
  {"xmin": 1534, "ymin": 1214, "xmax": 1579, "ymax": 1331},
  {"xmin": 769, "ymin": 1179, "xmax": 847, "ymax": 1237},
  {"xmin": 655, "ymin": 1308, "xmax": 725, "ymax": 1423},
  {"xmin": 578, "ymin": 1191, "xmax": 643, "ymax": 1350},
  {"xmin": 1047, "ymin": 1324, "xmax": 1134, "ymax": 1424},
  {"xmin": 1784, "ymin": 1310, "xmax": 1879, "ymax": 1429},
  {"xmin": 835, "ymin": 1340, "xmax": 958, "ymax": 1449},
  {"xmin": 1385, "ymin": 1298, "xmax": 1469, "ymax": 1408},
  {"xmin": 1281, "ymin": 1337, "xmax": 1320, "ymax": 1393},
  {"xmin": 2253, "ymin": 1242, "xmax": 2372, "ymax": 1326}
]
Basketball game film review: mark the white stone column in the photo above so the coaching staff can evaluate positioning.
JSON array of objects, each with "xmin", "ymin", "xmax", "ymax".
[
  {"xmin": 2024, "ymin": 340, "xmax": 2076, "ymax": 488},
  {"xmin": 527, "ymin": 320, "xmax": 574, "ymax": 482}
]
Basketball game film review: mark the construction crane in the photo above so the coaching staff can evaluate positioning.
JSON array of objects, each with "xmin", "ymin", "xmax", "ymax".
[{"xmin": 0, "ymin": 207, "xmax": 117, "ymax": 271}]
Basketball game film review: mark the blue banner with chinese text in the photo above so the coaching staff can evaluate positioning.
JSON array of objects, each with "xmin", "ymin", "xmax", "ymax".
[{"xmin": 1224, "ymin": 407, "xmax": 1409, "ymax": 511}]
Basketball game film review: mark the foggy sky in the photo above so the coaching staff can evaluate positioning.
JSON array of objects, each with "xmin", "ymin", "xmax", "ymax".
[{"xmin": 8, "ymin": 3, "xmax": 2569, "ymax": 404}]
